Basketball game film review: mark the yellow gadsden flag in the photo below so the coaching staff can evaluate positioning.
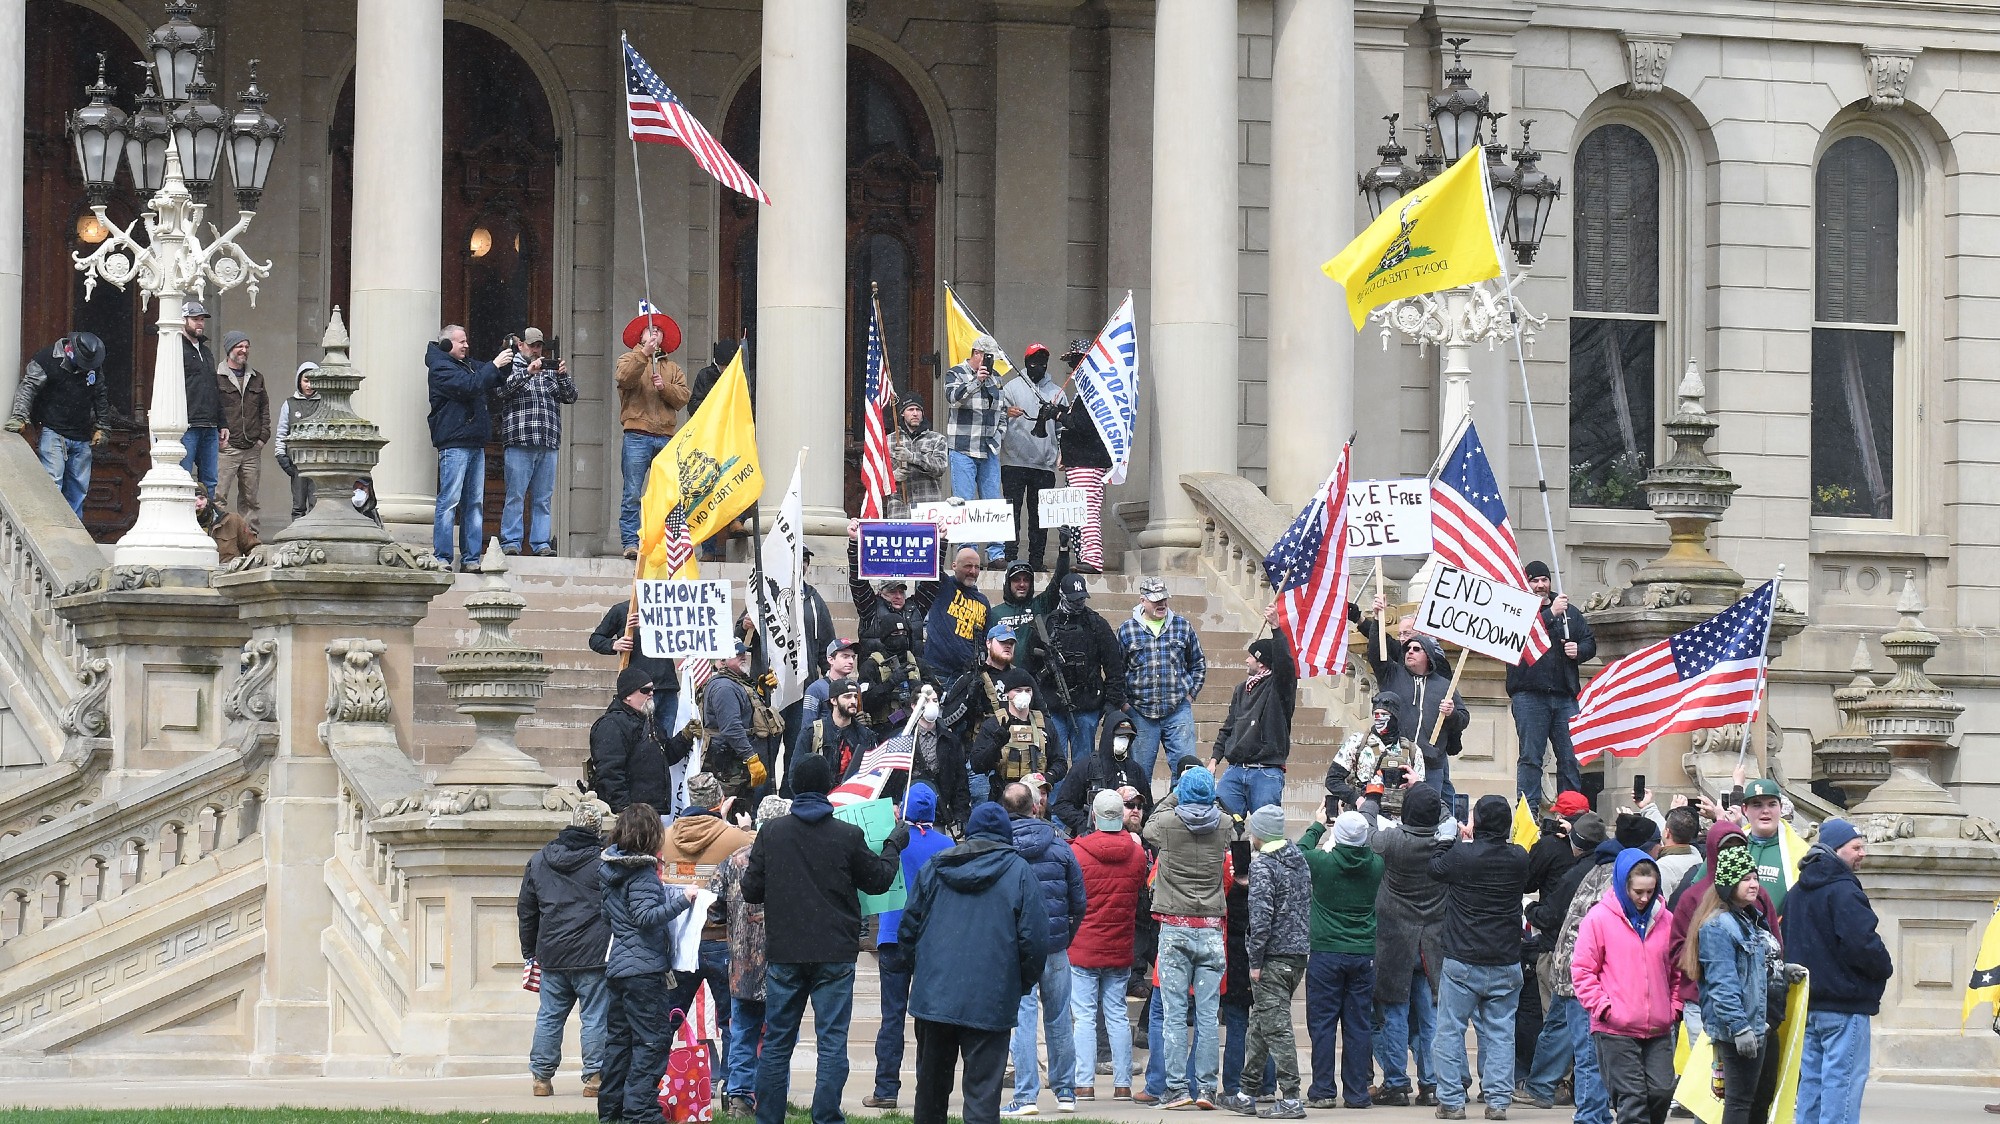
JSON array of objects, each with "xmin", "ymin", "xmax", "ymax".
[
  {"xmin": 1963, "ymin": 899, "xmax": 2000, "ymax": 1026},
  {"xmin": 1510, "ymin": 796, "xmax": 1541, "ymax": 851},
  {"xmin": 1321, "ymin": 147, "xmax": 1503, "ymax": 329},
  {"xmin": 637, "ymin": 348, "xmax": 763, "ymax": 579},
  {"xmin": 943, "ymin": 283, "xmax": 1012, "ymax": 376}
]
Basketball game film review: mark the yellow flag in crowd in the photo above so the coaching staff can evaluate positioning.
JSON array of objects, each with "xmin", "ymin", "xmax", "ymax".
[
  {"xmin": 943, "ymin": 283, "xmax": 1012, "ymax": 376},
  {"xmin": 1510, "ymin": 796, "xmax": 1541, "ymax": 851},
  {"xmin": 637, "ymin": 349, "xmax": 763, "ymax": 579},
  {"xmin": 1963, "ymin": 899, "xmax": 2000, "ymax": 1025},
  {"xmin": 1321, "ymin": 147, "xmax": 1503, "ymax": 329},
  {"xmin": 1673, "ymin": 978, "xmax": 1809, "ymax": 1124}
]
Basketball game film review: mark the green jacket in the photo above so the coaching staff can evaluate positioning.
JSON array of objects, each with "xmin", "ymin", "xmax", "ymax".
[{"xmin": 1300, "ymin": 821, "xmax": 1385, "ymax": 955}]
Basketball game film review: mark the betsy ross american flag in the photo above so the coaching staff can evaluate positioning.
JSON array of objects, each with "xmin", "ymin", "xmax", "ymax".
[
  {"xmin": 859, "ymin": 296, "xmax": 897, "ymax": 518},
  {"xmin": 1568, "ymin": 578, "xmax": 1778, "ymax": 764},
  {"xmin": 623, "ymin": 36, "xmax": 770, "ymax": 204},
  {"xmin": 1432, "ymin": 420, "xmax": 1552, "ymax": 663},
  {"xmin": 1263, "ymin": 442, "xmax": 1355, "ymax": 678}
]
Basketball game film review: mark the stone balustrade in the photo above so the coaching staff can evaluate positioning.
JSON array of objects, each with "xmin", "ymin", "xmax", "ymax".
[{"xmin": 0, "ymin": 436, "xmax": 109, "ymax": 759}]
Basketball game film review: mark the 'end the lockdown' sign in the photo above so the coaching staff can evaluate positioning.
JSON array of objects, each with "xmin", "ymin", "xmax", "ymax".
[
  {"xmin": 1416, "ymin": 564, "xmax": 1540, "ymax": 665},
  {"xmin": 637, "ymin": 579, "xmax": 733, "ymax": 660}
]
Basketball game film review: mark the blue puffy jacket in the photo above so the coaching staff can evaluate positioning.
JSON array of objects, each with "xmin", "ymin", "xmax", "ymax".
[
  {"xmin": 1781, "ymin": 845, "xmax": 1893, "ymax": 1015},
  {"xmin": 602, "ymin": 845, "xmax": 692, "ymax": 980},
  {"xmin": 1010, "ymin": 814, "xmax": 1086, "ymax": 952},
  {"xmin": 426, "ymin": 341, "xmax": 503, "ymax": 449},
  {"xmin": 903, "ymin": 824, "xmax": 1048, "ymax": 1030},
  {"xmin": 1696, "ymin": 906, "xmax": 1775, "ymax": 1042}
]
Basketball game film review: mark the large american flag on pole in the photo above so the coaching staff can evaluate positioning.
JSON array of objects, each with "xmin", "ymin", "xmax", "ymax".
[
  {"xmin": 1568, "ymin": 578, "xmax": 1778, "ymax": 763},
  {"xmin": 1432, "ymin": 420, "xmax": 1552, "ymax": 663},
  {"xmin": 1263, "ymin": 441, "xmax": 1355, "ymax": 678},
  {"xmin": 859, "ymin": 295, "xmax": 896, "ymax": 518},
  {"xmin": 623, "ymin": 36, "xmax": 770, "ymax": 204}
]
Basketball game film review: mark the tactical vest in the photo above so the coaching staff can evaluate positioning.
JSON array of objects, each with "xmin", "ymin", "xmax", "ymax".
[
  {"xmin": 867, "ymin": 650, "xmax": 923, "ymax": 698},
  {"xmin": 699, "ymin": 674, "xmax": 784, "ymax": 744},
  {"xmin": 994, "ymin": 711, "xmax": 1048, "ymax": 783}
]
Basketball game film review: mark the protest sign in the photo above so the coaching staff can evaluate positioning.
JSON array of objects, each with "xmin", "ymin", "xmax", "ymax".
[
  {"xmin": 1416, "ymin": 563, "xmax": 1540, "ymax": 665},
  {"xmin": 910, "ymin": 499, "xmax": 1014, "ymax": 543},
  {"xmin": 1345, "ymin": 478, "xmax": 1432, "ymax": 557},
  {"xmin": 1038, "ymin": 487, "xmax": 1088, "ymax": 528},
  {"xmin": 637, "ymin": 579, "xmax": 733, "ymax": 660},
  {"xmin": 832, "ymin": 798, "xmax": 907, "ymax": 916},
  {"xmin": 858, "ymin": 521, "xmax": 941, "ymax": 580}
]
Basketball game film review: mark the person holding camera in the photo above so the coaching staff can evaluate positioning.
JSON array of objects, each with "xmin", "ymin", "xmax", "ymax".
[
  {"xmin": 499, "ymin": 327, "xmax": 577, "ymax": 557},
  {"xmin": 427, "ymin": 324, "xmax": 512, "ymax": 570},
  {"xmin": 945, "ymin": 335, "xmax": 1007, "ymax": 565},
  {"xmin": 999, "ymin": 343, "xmax": 1068, "ymax": 571}
]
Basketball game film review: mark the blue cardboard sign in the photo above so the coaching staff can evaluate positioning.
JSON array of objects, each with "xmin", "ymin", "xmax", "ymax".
[{"xmin": 858, "ymin": 521, "xmax": 940, "ymax": 581}]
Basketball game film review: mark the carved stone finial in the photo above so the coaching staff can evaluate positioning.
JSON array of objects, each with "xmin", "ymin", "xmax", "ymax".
[
  {"xmin": 1621, "ymin": 32, "xmax": 1679, "ymax": 99},
  {"xmin": 1814, "ymin": 637, "xmax": 1886, "ymax": 799},
  {"xmin": 431, "ymin": 542, "xmax": 556, "ymax": 799},
  {"xmin": 1615, "ymin": 358, "xmax": 1743, "ymax": 605},
  {"xmin": 1862, "ymin": 46, "xmax": 1920, "ymax": 111},
  {"xmin": 273, "ymin": 304, "xmax": 391, "ymax": 548},
  {"xmin": 1674, "ymin": 357, "xmax": 1706, "ymax": 417},
  {"xmin": 1850, "ymin": 582, "xmax": 1968, "ymax": 828}
]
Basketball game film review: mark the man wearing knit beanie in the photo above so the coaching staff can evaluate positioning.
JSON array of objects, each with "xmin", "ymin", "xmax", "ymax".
[
  {"xmin": 588, "ymin": 664, "xmax": 680, "ymax": 814},
  {"xmin": 1142, "ymin": 752, "xmax": 1231, "ymax": 1108},
  {"xmin": 1222, "ymin": 806, "xmax": 1311, "ymax": 1118},
  {"xmin": 1783, "ymin": 818, "xmax": 1891, "ymax": 1124},
  {"xmin": 1297, "ymin": 807, "xmax": 1385, "ymax": 1109},
  {"xmin": 519, "ymin": 792, "xmax": 615, "ymax": 1097}
]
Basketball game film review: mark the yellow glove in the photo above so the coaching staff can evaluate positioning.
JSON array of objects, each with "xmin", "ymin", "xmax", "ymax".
[
  {"xmin": 746, "ymin": 755, "xmax": 768, "ymax": 788},
  {"xmin": 3, "ymin": 418, "xmax": 23, "ymax": 433},
  {"xmin": 759, "ymin": 670, "xmax": 778, "ymax": 695}
]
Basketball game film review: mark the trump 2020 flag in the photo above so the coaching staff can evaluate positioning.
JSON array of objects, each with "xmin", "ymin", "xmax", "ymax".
[
  {"xmin": 1264, "ymin": 442, "xmax": 1353, "ymax": 678},
  {"xmin": 1073, "ymin": 293, "xmax": 1140, "ymax": 485},
  {"xmin": 1321, "ymin": 148, "xmax": 1503, "ymax": 329}
]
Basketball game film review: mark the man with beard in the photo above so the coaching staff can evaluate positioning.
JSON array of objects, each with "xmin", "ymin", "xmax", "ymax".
[
  {"xmin": 890, "ymin": 396, "xmax": 950, "ymax": 517},
  {"xmin": 796, "ymin": 678, "xmax": 876, "ymax": 782},
  {"xmin": 1036, "ymin": 571, "xmax": 1126, "ymax": 764},
  {"xmin": 179, "ymin": 300, "xmax": 222, "ymax": 494},
  {"xmin": 1051, "ymin": 716, "xmax": 1150, "ymax": 836},
  {"xmin": 589, "ymin": 665, "xmax": 689, "ymax": 815},
  {"xmin": 702, "ymin": 642, "xmax": 784, "ymax": 807}
]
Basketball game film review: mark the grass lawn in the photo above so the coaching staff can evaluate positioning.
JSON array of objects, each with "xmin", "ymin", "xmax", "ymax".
[{"xmin": 0, "ymin": 1111, "xmax": 1132, "ymax": 1124}]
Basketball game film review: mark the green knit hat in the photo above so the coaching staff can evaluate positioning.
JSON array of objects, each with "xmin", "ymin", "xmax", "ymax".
[{"xmin": 1714, "ymin": 843, "xmax": 1757, "ymax": 890}]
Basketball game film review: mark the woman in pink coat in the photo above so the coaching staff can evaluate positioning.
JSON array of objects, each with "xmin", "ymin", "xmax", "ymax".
[{"xmin": 1570, "ymin": 848, "xmax": 1680, "ymax": 1124}]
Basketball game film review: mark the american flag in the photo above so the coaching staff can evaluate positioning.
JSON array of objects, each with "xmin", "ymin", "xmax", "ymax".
[
  {"xmin": 623, "ymin": 36, "xmax": 770, "ymax": 204},
  {"xmin": 1263, "ymin": 442, "xmax": 1355, "ymax": 678},
  {"xmin": 1568, "ymin": 578, "xmax": 1778, "ymax": 764},
  {"xmin": 828, "ymin": 738, "xmax": 916, "ymax": 808},
  {"xmin": 660, "ymin": 501, "xmax": 694, "ymax": 580},
  {"xmin": 1432, "ymin": 421, "xmax": 1552, "ymax": 663},
  {"xmin": 859, "ymin": 296, "xmax": 896, "ymax": 518}
]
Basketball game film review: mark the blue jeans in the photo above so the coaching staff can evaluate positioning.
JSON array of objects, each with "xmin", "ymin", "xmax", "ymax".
[
  {"xmin": 180, "ymin": 425, "xmax": 219, "ymax": 493},
  {"xmin": 1523, "ymin": 985, "xmax": 1572, "ymax": 1102},
  {"xmin": 620, "ymin": 431, "xmax": 670, "ymax": 550},
  {"xmin": 1373, "ymin": 966, "xmax": 1436, "ymax": 1092},
  {"xmin": 1431, "ymin": 958, "xmax": 1522, "ymax": 1112},
  {"xmin": 948, "ymin": 450, "xmax": 1004, "ymax": 560},
  {"xmin": 502, "ymin": 445, "xmax": 558, "ymax": 552},
  {"xmin": 755, "ymin": 961, "xmax": 854, "ymax": 1124},
  {"xmin": 434, "ymin": 446, "xmax": 485, "ymax": 564},
  {"xmin": 1305, "ymin": 951, "xmax": 1375, "ymax": 1106},
  {"xmin": 1069, "ymin": 965, "xmax": 1131, "ymax": 1088},
  {"xmin": 1512, "ymin": 692, "xmax": 1582, "ymax": 811},
  {"xmin": 728, "ymin": 995, "xmax": 765, "ymax": 1100},
  {"xmin": 1050, "ymin": 710, "xmax": 1103, "ymax": 777},
  {"xmin": 1559, "ymin": 993, "xmax": 1613, "ymax": 1123},
  {"xmin": 1796, "ymin": 1010, "xmax": 1870, "ymax": 1124},
  {"xmin": 1217, "ymin": 765, "xmax": 1287, "ymax": 818},
  {"xmin": 602, "ymin": 973, "xmax": 678, "ymax": 1124},
  {"xmin": 37, "ymin": 429, "xmax": 92, "ymax": 514},
  {"xmin": 1129, "ymin": 702, "xmax": 1197, "ymax": 792},
  {"xmin": 875, "ymin": 943, "xmax": 913, "ymax": 1098},
  {"xmin": 1144, "ymin": 986, "xmax": 1216, "ymax": 1098},
  {"xmin": 1012, "ymin": 949, "xmax": 1075, "ymax": 1104},
  {"xmin": 1157, "ymin": 924, "xmax": 1225, "ymax": 1100},
  {"xmin": 530, "ymin": 966, "xmax": 610, "ymax": 1080}
]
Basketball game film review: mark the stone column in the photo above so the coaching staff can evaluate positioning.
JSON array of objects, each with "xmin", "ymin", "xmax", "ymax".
[
  {"xmin": 754, "ymin": 0, "xmax": 847, "ymax": 542},
  {"xmin": 1103, "ymin": 3, "xmax": 1154, "ymax": 547},
  {"xmin": 1139, "ymin": 0, "xmax": 1237, "ymax": 566},
  {"xmin": 993, "ymin": 3, "xmax": 1077, "ymax": 344},
  {"xmin": 348, "ymin": 0, "xmax": 443, "ymax": 540},
  {"xmin": 1265, "ymin": 0, "xmax": 1355, "ymax": 506},
  {"xmin": 0, "ymin": 0, "xmax": 22, "ymax": 408}
]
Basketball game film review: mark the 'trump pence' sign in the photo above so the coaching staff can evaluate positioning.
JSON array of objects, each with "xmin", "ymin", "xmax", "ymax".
[
  {"xmin": 1345, "ymin": 478, "xmax": 1432, "ymax": 557},
  {"xmin": 637, "ymin": 579, "xmax": 734, "ymax": 659},
  {"xmin": 1416, "ymin": 564, "xmax": 1541, "ymax": 665}
]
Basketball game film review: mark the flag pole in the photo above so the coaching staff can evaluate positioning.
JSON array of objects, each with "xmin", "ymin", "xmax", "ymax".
[
  {"xmin": 1490, "ymin": 253, "xmax": 1564, "ymax": 595},
  {"xmin": 1432, "ymin": 646, "xmax": 1472, "ymax": 744},
  {"xmin": 620, "ymin": 32, "xmax": 656, "ymax": 322},
  {"xmin": 1733, "ymin": 565, "xmax": 1786, "ymax": 772}
]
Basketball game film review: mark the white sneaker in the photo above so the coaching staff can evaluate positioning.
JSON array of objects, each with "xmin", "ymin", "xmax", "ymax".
[
  {"xmin": 1002, "ymin": 1103, "xmax": 1040, "ymax": 1118},
  {"xmin": 1057, "ymin": 1100, "xmax": 1076, "ymax": 1114}
]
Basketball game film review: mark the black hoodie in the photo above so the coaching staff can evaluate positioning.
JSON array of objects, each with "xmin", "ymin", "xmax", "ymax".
[
  {"xmin": 1429, "ymin": 794, "xmax": 1530, "ymax": 966},
  {"xmin": 517, "ymin": 825, "xmax": 613, "ymax": 970}
]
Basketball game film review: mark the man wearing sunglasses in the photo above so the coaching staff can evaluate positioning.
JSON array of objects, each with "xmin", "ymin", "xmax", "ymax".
[{"xmin": 589, "ymin": 665, "xmax": 688, "ymax": 814}]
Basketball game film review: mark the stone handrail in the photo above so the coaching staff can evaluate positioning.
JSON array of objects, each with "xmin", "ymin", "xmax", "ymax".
[
  {"xmin": 0, "ymin": 738, "xmax": 110, "ymax": 840},
  {"xmin": 0, "ymin": 436, "xmax": 108, "ymax": 760},
  {"xmin": 0, "ymin": 729, "xmax": 272, "ymax": 942}
]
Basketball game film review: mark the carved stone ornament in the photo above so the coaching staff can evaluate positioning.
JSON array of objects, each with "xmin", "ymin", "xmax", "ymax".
[
  {"xmin": 1963, "ymin": 816, "xmax": 2000, "ymax": 844},
  {"xmin": 1862, "ymin": 46, "xmax": 1919, "ymax": 111},
  {"xmin": 221, "ymin": 540, "xmax": 327, "ymax": 573},
  {"xmin": 377, "ymin": 543, "xmax": 452, "ymax": 572},
  {"xmin": 62, "ymin": 565, "xmax": 163, "ymax": 598},
  {"xmin": 379, "ymin": 789, "xmax": 491, "ymax": 817},
  {"xmin": 1640, "ymin": 583, "xmax": 1693, "ymax": 610},
  {"xmin": 325, "ymin": 637, "xmax": 390, "ymax": 724},
  {"xmin": 1620, "ymin": 32, "xmax": 1678, "ymax": 99},
  {"xmin": 58, "ymin": 656, "xmax": 113, "ymax": 737},
  {"xmin": 222, "ymin": 638, "xmax": 280, "ymax": 722}
]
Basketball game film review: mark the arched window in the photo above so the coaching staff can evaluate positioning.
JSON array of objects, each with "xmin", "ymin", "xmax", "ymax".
[
  {"xmin": 1569, "ymin": 124, "xmax": 1661, "ymax": 510},
  {"xmin": 1812, "ymin": 136, "xmax": 1900, "ymax": 520}
]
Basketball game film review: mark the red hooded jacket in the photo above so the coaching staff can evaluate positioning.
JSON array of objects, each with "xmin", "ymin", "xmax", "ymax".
[
  {"xmin": 1070, "ymin": 828, "xmax": 1150, "ymax": 969},
  {"xmin": 1668, "ymin": 819, "xmax": 1780, "ymax": 1004}
]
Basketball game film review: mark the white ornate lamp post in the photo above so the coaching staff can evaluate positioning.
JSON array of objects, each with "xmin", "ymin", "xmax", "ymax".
[{"xmin": 65, "ymin": 4, "xmax": 283, "ymax": 568}]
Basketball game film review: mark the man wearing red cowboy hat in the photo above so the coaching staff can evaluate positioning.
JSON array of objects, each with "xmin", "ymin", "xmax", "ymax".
[
  {"xmin": 999, "ymin": 342, "xmax": 1068, "ymax": 571},
  {"xmin": 615, "ymin": 310, "xmax": 691, "ymax": 560}
]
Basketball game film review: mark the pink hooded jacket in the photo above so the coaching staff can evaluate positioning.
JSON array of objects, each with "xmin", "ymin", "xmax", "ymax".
[{"xmin": 1570, "ymin": 849, "xmax": 1681, "ymax": 1039}]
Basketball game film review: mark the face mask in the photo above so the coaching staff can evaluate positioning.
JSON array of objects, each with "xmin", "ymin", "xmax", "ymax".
[
  {"xmin": 1010, "ymin": 690, "xmax": 1033, "ymax": 711},
  {"xmin": 918, "ymin": 701, "xmax": 939, "ymax": 723},
  {"xmin": 353, "ymin": 487, "xmax": 368, "ymax": 508},
  {"xmin": 1112, "ymin": 735, "xmax": 1130, "ymax": 759},
  {"xmin": 1372, "ymin": 712, "xmax": 1392, "ymax": 736}
]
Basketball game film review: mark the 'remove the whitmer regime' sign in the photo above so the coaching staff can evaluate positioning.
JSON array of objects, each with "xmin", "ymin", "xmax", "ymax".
[
  {"xmin": 1416, "ymin": 563, "xmax": 1540, "ymax": 665},
  {"xmin": 637, "ymin": 579, "xmax": 734, "ymax": 660}
]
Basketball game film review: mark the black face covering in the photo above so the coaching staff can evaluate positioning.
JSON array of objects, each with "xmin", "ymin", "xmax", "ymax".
[
  {"xmin": 1372, "ymin": 710, "xmax": 1399, "ymax": 743},
  {"xmin": 1026, "ymin": 355, "xmax": 1050, "ymax": 379},
  {"xmin": 884, "ymin": 626, "xmax": 911, "ymax": 653}
]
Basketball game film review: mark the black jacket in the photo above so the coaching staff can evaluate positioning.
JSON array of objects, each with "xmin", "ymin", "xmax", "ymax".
[
  {"xmin": 14, "ymin": 340, "xmax": 111, "ymax": 442},
  {"xmin": 803, "ymin": 582, "xmax": 835, "ymax": 682},
  {"xmin": 908, "ymin": 725, "xmax": 973, "ymax": 832},
  {"xmin": 1051, "ymin": 735, "xmax": 1151, "ymax": 836},
  {"xmin": 1525, "ymin": 844, "xmax": 1599, "ymax": 937},
  {"xmin": 517, "ymin": 825, "xmax": 613, "ymax": 970},
  {"xmin": 1505, "ymin": 599, "xmax": 1597, "ymax": 697},
  {"xmin": 1524, "ymin": 830, "xmax": 1580, "ymax": 896},
  {"xmin": 602, "ymin": 845, "xmax": 692, "ymax": 979},
  {"xmin": 425, "ymin": 340, "xmax": 503, "ymax": 448},
  {"xmin": 1035, "ymin": 600, "xmax": 1127, "ymax": 714},
  {"xmin": 1429, "ymin": 797, "xmax": 1530, "ymax": 967},
  {"xmin": 794, "ymin": 714, "xmax": 877, "ymax": 782},
  {"xmin": 1362, "ymin": 621, "xmax": 1467, "ymax": 767},
  {"xmin": 1212, "ymin": 633, "xmax": 1298, "ymax": 768},
  {"xmin": 743, "ymin": 792, "xmax": 903, "ymax": 964},
  {"xmin": 589, "ymin": 600, "xmax": 680, "ymax": 694},
  {"xmin": 1782, "ymin": 845, "xmax": 1894, "ymax": 1015},
  {"xmin": 1055, "ymin": 399, "xmax": 1112, "ymax": 470},
  {"xmin": 183, "ymin": 334, "xmax": 220, "ymax": 427},
  {"xmin": 588, "ymin": 699, "xmax": 689, "ymax": 814},
  {"xmin": 848, "ymin": 539, "xmax": 936, "ymax": 650}
]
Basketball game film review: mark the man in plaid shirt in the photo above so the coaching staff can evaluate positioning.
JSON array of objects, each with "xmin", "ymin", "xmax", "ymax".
[
  {"xmin": 1117, "ymin": 576, "xmax": 1207, "ymax": 790},
  {"xmin": 498, "ymin": 327, "xmax": 578, "ymax": 557},
  {"xmin": 945, "ymin": 334, "xmax": 1007, "ymax": 564}
]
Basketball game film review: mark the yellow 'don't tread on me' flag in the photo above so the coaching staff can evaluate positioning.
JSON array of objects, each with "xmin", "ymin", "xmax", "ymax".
[
  {"xmin": 944, "ymin": 283, "xmax": 1012, "ymax": 376},
  {"xmin": 637, "ymin": 348, "xmax": 762, "ymax": 579},
  {"xmin": 1510, "ymin": 795, "xmax": 1540, "ymax": 851},
  {"xmin": 1963, "ymin": 899, "xmax": 2000, "ymax": 1025},
  {"xmin": 1321, "ymin": 147, "xmax": 1503, "ymax": 329},
  {"xmin": 1671, "ymin": 978, "xmax": 1810, "ymax": 1124}
]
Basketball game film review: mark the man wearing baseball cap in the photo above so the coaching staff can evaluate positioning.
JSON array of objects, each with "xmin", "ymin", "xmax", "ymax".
[
  {"xmin": 944, "ymin": 334, "xmax": 1008, "ymax": 564},
  {"xmin": 179, "ymin": 299, "xmax": 222, "ymax": 494},
  {"xmin": 498, "ymin": 326, "xmax": 576, "ymax": 558},
  {"xmin": 9, "ymin": 332, "xmax": 110, "ymax": 514},
  {"xmin": 1739, "ymin": 778, "xmax": 1807, "ymax": 912},
  {"xmin": 794, "ymin": 676, "xmax": 876, "ymax": 782},
  {"xmin": 1116, "ymin": 577, "xmax": 1207, "ymax": 789},
  {"xmin": 998, "ymin": 342, "xmax": 1067, "ymax": 571},
  {"xmin": 889, "ymin": 395, "xmax": 949, "ymax": 518}
]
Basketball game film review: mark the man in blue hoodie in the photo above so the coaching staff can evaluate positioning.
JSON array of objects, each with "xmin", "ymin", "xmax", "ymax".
[
  {"xmin": 426, "ymin": 324, "xmax": 511, "ymax": 570},
  {"xmin": 1783, "ymin": 818, "xmax": 1893, "ymax": 1124},
  {"xmin": 866, "ymin": 783, "xmax": 958, "ymax": 1111},
  {"xmin": 904, "ymin": 802, "xmax": 1049, "ymax": 1124},
  {"xmin": 1001, "ymin": 782, "xmax": 1087, "ymax": 1116}
]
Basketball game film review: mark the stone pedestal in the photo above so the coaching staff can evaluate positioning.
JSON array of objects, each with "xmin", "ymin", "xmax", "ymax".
[
  {"xmin": 431, "ymin": 551, "xmax": 555, "ymax": 805},
  {"xmin": 1851, "ymin": 585, "xmax": 1968, "ymax": 836},
  {"xmin": 1813, "ymin": 639, "xmax": 1888, "ymax": 803}
]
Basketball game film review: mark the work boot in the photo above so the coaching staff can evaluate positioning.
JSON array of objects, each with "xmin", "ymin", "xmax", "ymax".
[
  {"xmin": 1435, "ymin": 1108, "xmax": 1466, "ymax": 1121},
  {"xmin": 582, "ymin": 1073, "xmax": 600, "ymax": 1099},
  {"xmin": 531, "ymin": 1078, "xmax": 553, "ymax": 1097}
]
